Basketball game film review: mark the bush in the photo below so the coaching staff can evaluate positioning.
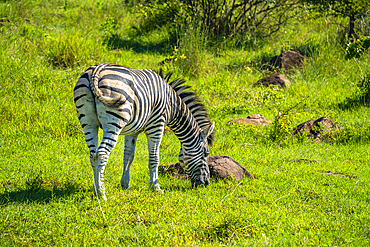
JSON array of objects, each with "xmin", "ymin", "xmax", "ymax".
[
  {"xmin": 345, "ymin": 35, "xmax": 370, "ymax": 59},
  {"xmin": 134, "ymin": 0, "xmax": 300, "ymax": 39},
  {"xmin": 303, "ymin": 0, "xmax": 370, "ymax": 40},
  {"xmin": 268, "ymin": 111, "xmax": 294, "ymax": 145},
  {"xmin": 133, "ymin": 1, "xmax": 182, "ymax": 35},
  {"xmin": 42, "ymin": 33, "xmax": 104, "ymax": 69}
]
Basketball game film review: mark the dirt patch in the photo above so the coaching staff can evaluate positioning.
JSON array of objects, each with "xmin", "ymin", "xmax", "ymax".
[
  {"xmin": 322, "ymin": 171, "xmax": 357, "ymax": 179},
  {"xmin": 289, "ymin": 159, "xmax": 319, "ymax": 163},
  {"xmin": 229, "ymin": 114, "xmax": 271, "ymax": 127}
]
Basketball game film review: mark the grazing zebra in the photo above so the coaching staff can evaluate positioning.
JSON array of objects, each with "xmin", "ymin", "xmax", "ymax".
[{"xmin": 73, "ymin": 64, "xmax": 214, "ymax": 200}]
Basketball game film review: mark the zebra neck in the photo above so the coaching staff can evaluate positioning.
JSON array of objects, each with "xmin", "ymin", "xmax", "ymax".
[{"xmin": 167, "ymin": 100, "xmax": 202, "ymax": 150}]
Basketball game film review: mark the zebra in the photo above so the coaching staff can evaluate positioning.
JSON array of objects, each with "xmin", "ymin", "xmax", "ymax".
[{"xmin": 73, "ymin": 64, "xmax": 214, "ymax": 200}]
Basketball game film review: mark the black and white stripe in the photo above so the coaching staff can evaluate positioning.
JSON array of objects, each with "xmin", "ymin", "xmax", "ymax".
[{"xmin": 74, "ymin": 64, "xmax": 214, "ymax": 199}]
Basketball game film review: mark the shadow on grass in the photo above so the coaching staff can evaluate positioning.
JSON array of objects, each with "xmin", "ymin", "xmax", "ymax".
[
  {"xmin": 164, "ymin": 184, "xmax": 201, "ymax": 192},
  {"xmin": 338, "ymin": 75, "xmax": 370, "ymax": 110},
  {"xmin": 0, "ymin": 182, "xmax": 86, "ymax": 205},
  {"xmin": 293, "ymin": 42, "xmax": 318, "ymax": 57},
  {"xmin": 104, "ymin": 34, "xmax": 171, "ymax": 54},
  {"xmin": 338, "ymin": 96, "xmax": 370, "ymax": 110},
  {"xmin": 159, "ymin": 176, "xmax": 225, "ymax": 192}
]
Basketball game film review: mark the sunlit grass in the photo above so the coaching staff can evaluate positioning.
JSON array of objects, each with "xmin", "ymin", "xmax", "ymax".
[{"xmin": 0, "ymin": 0, "xmax": 370, "ymax": 245}]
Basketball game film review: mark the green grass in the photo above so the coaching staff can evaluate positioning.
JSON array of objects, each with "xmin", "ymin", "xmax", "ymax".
[{"xmin": 1, "ymin": 0, "xmax": 370, "ymax": 245}]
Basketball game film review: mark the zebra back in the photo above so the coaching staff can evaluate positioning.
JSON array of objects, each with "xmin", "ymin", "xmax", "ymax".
[{"xmin": 158, "ymin": 70, "xmax": 214, "ymax": 146}]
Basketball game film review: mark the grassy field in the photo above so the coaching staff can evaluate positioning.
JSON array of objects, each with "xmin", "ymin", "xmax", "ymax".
[{"xmin": 1, "ymin": 0, "xmax": 370, "ymax": 245}]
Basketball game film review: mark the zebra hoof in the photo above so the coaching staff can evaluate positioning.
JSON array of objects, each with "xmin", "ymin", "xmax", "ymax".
[
  {"xmin": 153, "ymin": 185, "xmax": 164, "ymax": 193},
  {"xmin": 121, "ymin": 184, "xmax": 129, "ymax": 190},
  {"xmin": 93, "ymin": 187, "xmax": 107, "ymax": 201},
  {"xmin": 94, "ymin": 192, "xmax": 107, "ymax": 201}
]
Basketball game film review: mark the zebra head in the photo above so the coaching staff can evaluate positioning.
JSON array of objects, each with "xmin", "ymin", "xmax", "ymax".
[{"xmin": 179, "ymin": 122, "xmax": 215, "ymax": 188}]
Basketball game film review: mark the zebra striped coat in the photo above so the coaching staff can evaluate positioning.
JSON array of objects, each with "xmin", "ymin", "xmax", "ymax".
[{"xmin": 74, "ymin": 64, "xmax": 214, "ymax": 199}]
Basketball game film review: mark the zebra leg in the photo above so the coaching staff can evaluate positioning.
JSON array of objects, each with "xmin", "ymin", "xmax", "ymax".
[
  {"xmin": 120, "ymin": 134, "xmax": 138, "ymax": 190},
  {"xmin": 74, "ymin": 83, "xmax": 105, "ymax": 199},
  {"xmin": 92, "ymin": 128, "xmax": 123, "ymax": 200},
  {"xmin": 146, "ymin": 132, "xmax": 164, "ymax": 192},
  {"xmin": 83, "ymin": 124, "xmax": 101, "ymax": 198}
]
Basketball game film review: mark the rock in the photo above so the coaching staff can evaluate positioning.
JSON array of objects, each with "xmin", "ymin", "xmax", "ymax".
[
  {"xmin": 270, "ymin": 50, "xmax": 306, "ymax": 70},
  {"xmin": 159, "ymin": 156, "xmax": 253, "ymax": 181},
  {"xmin": 254, "ymin": 73, "xmax": 290, "ymax": 89},
  {"xmin": 293, "ymin": 119, "xmax": 315, "ymax": 138},
  {"xmin": 293, "ymin": 117, "xmax": 340, "ymax": 141},
  {"xmin": 158, "ymin": 162, "xmax": 189, "ymax": 179},
  {"xmin": 229, "ymin": 114, "xmax": 271, "ymax": 126},
  {"xmin": 280, "ymin": 50, "xmax": 306, "ymax": 70},
  {"xmin": 311, "ymin": 117, "xmax": 340, "ymax": 138},
  {"xmin": 208, "ymin": 156, "xmax": 253, "ymax": 180}
]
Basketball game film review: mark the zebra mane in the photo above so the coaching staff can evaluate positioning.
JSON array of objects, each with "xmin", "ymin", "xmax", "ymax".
[{"xmin": 158, "ymin": 69, "xmax": 215, "ymax": 146}]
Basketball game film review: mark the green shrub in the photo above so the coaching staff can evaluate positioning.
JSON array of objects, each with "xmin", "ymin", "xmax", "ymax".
[
  {"xmin": 134, "ymin": 0, "xmax": 300, "ymax": 39},
  {"xmin": 345, "ymin": 35, "xmax": 370, "ymax": 59},
  {"xmin": 268, "ymin": 110, "xmax": 294, "ymax": 145},
  {"xmin": 42, "ymin": 33, "xmax": 105, "ymax": 69},
  {"xmin": 133, "ymin": 1, "xmax": 182, "ymax": 35},
  {"xmin": 357, "ymin": 73, "xmax": 370, "ymax": 100}
]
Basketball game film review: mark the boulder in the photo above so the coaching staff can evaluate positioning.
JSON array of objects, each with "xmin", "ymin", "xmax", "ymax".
[
  {"xmin": 293, "ymin": 117, "xmax": 340, "ymax": 141},
  {"xmin": 254, "ymin": 73, "xmax": 290, "ymax": 89},
  {"xmin": 159, "ymin": 156, "xmax": 253, "ymax": 181},
  {"xmin": 229, "ymin": 114, "xmax": 271, "ymax": 126},
  {"xmin": 208, "ymin": 156, "xmax": 254, "ymax": 180},
  {"xmin": 270, "ymin": 50, "xmax": 306, "ymax": 70},
  {"xmin": 293, "ymin": 119, "xmax": 315, "ymax": 138}
]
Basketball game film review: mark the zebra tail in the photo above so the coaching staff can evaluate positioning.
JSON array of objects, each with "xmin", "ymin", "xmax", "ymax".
[{"xmin": 89, "ymin": 64, "xmax": 125, "ymax": 109}]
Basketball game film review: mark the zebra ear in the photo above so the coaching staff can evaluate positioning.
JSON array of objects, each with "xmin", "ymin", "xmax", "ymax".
[{"xmin": 202, "ymin": 122, "xmax": 215, "ymax": 138}]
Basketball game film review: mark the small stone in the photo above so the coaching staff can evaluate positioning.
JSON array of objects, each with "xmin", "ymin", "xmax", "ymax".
[
  {"xmin": 254, "ymin": 73, "xmax": 290, "ymax": 89},
  {"xmin": 229, "ymin": 114, "xmax": 271, "ymax": 126}
]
